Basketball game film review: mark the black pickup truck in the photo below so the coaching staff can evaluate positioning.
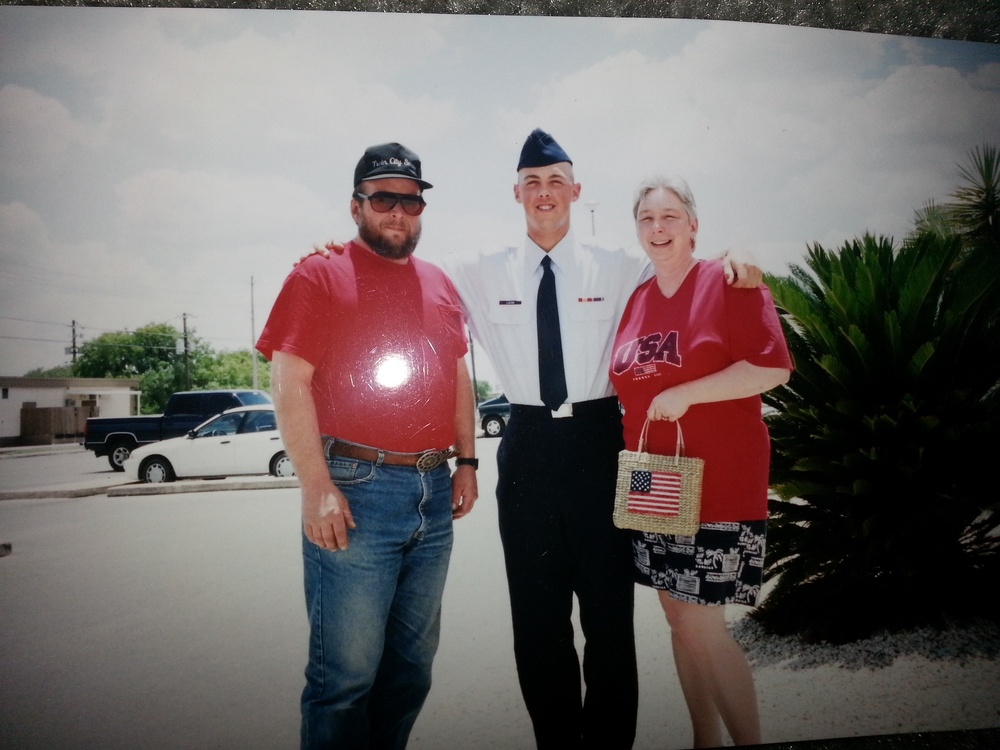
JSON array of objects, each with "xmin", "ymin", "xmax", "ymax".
[{"xmin": 84, "ymin": 389, "xmax": 272, "ymax": 470}]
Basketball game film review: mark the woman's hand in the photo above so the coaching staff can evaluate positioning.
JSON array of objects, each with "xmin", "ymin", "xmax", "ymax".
[
  {"xmin": 648, "ymin": 387, "xmax": 690, "ymax": 422},
  {"xmin": 648, "ymin": 362, "xmax": 791, "ymax": 423}
]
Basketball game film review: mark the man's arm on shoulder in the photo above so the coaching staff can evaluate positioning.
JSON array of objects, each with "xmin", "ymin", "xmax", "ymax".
[
  {"xmin": 294, "ymin": 241, "xmax": 342, "ymax": 267},
  {"xmin": 450, "ymin": 358, "xmax": 478, "ymax": 520},
  {"xmin": 719, "ymin": 247, "xmax": 763, "ymax": 288},
  {"xmin": 272, "ymin": 350, "xmax": 356, "ymax": 550}
]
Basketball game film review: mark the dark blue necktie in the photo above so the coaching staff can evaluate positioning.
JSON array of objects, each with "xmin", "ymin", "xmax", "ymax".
[{"xmin": 537, "ymin": 255, "xmax": 568, "ymax": 411}]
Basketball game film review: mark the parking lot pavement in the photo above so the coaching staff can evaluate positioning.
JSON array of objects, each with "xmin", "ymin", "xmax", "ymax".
[{"xmin": 4, "ymin": 437, "xmax": 1000, "ymax": 749}]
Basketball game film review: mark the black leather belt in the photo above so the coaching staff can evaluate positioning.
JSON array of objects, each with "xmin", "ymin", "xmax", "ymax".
[
  {"xmin": 321, "ymin": 437, "xmax": 456, "ymax": 471},
  {"xmin": 509, "ymin": 396, "xmax": 621, "ymax": 421}
]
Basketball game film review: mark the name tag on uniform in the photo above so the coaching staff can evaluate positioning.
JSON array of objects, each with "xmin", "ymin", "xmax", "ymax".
[
  {"xmin": 498, "ymin": 300, "xmax": 522, "ymax": 305},
  {"xmin": 577, "ymin": 297, "xmax": 605, "ymax": 303}
]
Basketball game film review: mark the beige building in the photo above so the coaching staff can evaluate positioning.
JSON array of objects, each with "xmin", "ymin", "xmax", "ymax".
[{"xmin": 0, "ymin": 377, "xmax": 140, "ymax": 446}]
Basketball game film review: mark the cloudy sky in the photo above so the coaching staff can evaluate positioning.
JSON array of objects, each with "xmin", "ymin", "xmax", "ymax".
[{"xmin": 1, "ymin": 7, "xmax": 998, "ymax": 383}]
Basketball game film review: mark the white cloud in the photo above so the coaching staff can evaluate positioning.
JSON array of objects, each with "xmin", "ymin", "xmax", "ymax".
[
  {"xmin": 1, "ymin": 9, "xmax": 998, "ymax": 376},
  {"xmin": 496, "ymin": 22, "xmax": 1000, "ymax": 271},
  {"xmin": 114, "ymin": 168, "xmax": 331, "ymax": 252},
  {"xmin": 0, "ymin": 85, "xmax": 93, "ymax": 181},
  {"xmin": 0, "ymin": 201, "xmax": 47, "ymax": 245},
  {"xmin": 969, "ymin": 61, "xmax": 1000, "ymax": 90}
]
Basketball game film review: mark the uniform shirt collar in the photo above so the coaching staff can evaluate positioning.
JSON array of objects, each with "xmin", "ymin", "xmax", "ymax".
[{"xmin": 523, "ymin": 228, "xmax": 579, "ymax": 277}]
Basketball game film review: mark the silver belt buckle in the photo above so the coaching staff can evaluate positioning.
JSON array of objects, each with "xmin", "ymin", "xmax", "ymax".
[
  {"xmin": 415, "ymin": 450, "xmax": 447, "ymax": 472},
  {"xmin": 551, "ymin": 403, "xmax": 574, "ymax": 419}
]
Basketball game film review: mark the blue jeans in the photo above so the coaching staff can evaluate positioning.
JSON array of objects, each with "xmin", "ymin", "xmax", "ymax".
[{"xmin": 300, "ymin": 458, "xmax": 454, "ymax": 750}]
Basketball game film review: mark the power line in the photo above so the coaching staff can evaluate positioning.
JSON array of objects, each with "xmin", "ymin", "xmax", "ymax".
[
  {"xmin": 0, "ymin": 334, "xmax": 70, "ymax": 344},
  {"xmin": 0, "ymin": 315, "xmax": 72, "ymax": 328},
  {"xmin": 1, "ymin": 311, "xmax": 263, "ymax": 377},
  {"xmin": 0, "ymin": 335, "xmax": 178, "ymax": 351}
]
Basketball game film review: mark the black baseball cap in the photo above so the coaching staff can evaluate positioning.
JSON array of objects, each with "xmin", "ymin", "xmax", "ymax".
[{"xmin": 353, "ymin": 142, "xmax": 433, "ymax": 190}]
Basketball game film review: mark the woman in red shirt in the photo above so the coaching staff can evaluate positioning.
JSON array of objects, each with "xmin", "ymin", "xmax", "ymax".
[{"xmin": 609, "ymin": 177, "xmax": 792, "ymax": 747}]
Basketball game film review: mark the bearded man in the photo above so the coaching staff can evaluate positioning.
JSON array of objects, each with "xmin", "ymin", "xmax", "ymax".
[{"xmin": 257, "ymin": 142, "xmax": 478, "ymax": 750}]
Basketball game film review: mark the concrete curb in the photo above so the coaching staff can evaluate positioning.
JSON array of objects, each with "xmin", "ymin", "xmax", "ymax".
[
  {"xmin": 0, "ymin": 444, "xmax": 87, "ymax": 460},
  {"xmin": 0, "ymin": 486, "xmax": 126, "ymax": 501},
  {"xmin": 108, "ymin": 477, "xmax": 300, "ymax": 497},
  {"xmin": 0, "ymin": 477, "xmax": 299, "ymax": 501}
]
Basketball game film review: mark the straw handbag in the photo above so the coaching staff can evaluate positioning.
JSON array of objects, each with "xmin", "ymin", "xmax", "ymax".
[{"xmin": 613, "ymin": 418, "xmax": 704, "ymax": 536}]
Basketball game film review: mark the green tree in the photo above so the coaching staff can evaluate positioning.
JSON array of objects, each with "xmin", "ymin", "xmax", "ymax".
[
  {"xmin": 756, "ymin": 227, "xmax": 1000, "ymax": 642},
  {"xmin": 940, "ymin": 144, "xmax": 1000, "ymax": 254},
  {"xmin": 24, "ymin": 364, "xmax": 74, "ymax": 378},
  {"xmin": 200, "ymin": 350, "xmax": 271, "ymax": 391},
  {"xmin": 473, "ymin": 379, "xmax": 492, "ymax": 403},
  {"xmin": 917, "ymin": 145, "xmax": 1000, "ymax": 329},
  {"xmin": 73, "ymin": 323, "xmax": 214, "ymax": 413}
]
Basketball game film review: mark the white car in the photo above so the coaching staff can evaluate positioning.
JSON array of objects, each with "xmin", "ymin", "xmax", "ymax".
[{"xmin": 123, "ymin": 405, "xmax": 294, "ymax": 483}]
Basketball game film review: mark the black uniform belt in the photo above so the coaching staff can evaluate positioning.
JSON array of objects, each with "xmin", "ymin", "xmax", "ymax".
[
  {"xmin": 321, "ymin": 437, "xmax": 455, "ymax": 471},
  {"xmin": 509, "ymin": 396, "xmax": 620, "ymax": 421}
]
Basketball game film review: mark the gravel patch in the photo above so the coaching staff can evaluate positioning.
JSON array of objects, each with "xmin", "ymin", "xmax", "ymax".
[{"xmin": 732, "ymin": 617, "xmax": 1000, "ymax": 671}]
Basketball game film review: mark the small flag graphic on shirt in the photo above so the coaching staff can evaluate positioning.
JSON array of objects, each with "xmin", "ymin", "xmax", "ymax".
[{"xmin": 628, "ymin": 469, "xmax": 682, "ymax": 517}]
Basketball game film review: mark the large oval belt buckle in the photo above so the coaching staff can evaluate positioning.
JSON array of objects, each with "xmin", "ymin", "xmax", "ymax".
[{"xmin": 415, "ymin": 450, "xmax": 445, "ymax": 472}]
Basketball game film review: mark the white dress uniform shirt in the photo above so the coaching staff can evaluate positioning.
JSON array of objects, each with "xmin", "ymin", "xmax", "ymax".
[{"xmin": 445, "ymin": 229, "xmax": 653, "ymax": 407}]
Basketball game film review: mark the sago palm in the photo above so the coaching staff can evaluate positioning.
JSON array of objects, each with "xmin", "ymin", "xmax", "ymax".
[{"xmin": 754, "ymin": 231, "xmax": 1000, "ymax": 642}]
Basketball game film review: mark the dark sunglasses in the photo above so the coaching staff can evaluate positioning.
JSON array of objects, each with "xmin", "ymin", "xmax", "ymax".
[{"xmin": 353, "ymin": 191, "xmax": 426, "ymax": 216}]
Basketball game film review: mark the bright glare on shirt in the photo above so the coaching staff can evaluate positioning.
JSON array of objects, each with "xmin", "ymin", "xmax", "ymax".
[{"xmin": 375, "ymin": 355, "xmax": 411, "ymax": 389}]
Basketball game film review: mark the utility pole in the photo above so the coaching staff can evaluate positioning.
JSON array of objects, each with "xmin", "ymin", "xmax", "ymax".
[
  {"xmin": 65, "ymin": 320, "xmax": 81, "ymax": 364},
  {"xmin": 250, "ymin": 276, "xmax": 259, "ymax": 391},
  {"xmin": 468, "ymin": 328, "xmax": 478, "ymax": 403},
  {"xmin": 182, "ymin": 313, "xmax": 191, "ymax": 390}
]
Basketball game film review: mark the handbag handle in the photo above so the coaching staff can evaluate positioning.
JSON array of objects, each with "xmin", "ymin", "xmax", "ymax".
[{"xmin": 637, "ymin": 417, "xmax": 685, "ymax": 459}]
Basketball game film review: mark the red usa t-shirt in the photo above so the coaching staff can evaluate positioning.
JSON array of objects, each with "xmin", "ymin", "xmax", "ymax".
[
  {"xmin": 257, "ymin": 241, "xmax": 467, "ymax": 453},
  {"xmin": 609, "ymin": 259, "xmax": 792, "ymax": 522}
]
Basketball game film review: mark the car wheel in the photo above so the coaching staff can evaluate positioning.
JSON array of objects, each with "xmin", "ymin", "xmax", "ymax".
[
  {"xmin": 270, "ymin": 451, "xmax": 295, "ymax": 478},
  {"xmin": 108, "ymin": 441, "xmax": 134, "ymax": 472},
  {"xmin": 483, "ymin": 415, "xmax": 505, "ymax": 438},
  {"xmin": 140, "ymin": 456, "xmax": 175, "ymax": 483}
]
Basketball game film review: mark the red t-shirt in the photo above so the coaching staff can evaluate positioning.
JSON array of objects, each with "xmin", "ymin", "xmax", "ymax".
[
  {"xmin": 257, "ymin": 241, "xmax": 467, "ymax": 453},
  {"xmin": 609, "ymin": 259, "xmax": 792, "ymax": 522}
]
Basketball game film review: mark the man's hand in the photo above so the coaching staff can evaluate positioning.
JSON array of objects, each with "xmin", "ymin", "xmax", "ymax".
[
  {"xmin": 302, "ymin": 481, "xmax": 357, "ymax": 551},
  {"xmin": 721, "ymin": 247, "xmax": 763, "ymax": 287},
  {"xmin": 294, "ymin": 241, "xmax": 343, "ymax": 267},
  {"xmin": 450, "ymin": 465, "xmax": 478, "ymax": 520}
]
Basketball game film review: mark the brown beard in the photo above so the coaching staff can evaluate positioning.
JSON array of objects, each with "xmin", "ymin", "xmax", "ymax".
[{"xmin": 357, "ymin": 215, "xmax": 422, "ymax": 260}]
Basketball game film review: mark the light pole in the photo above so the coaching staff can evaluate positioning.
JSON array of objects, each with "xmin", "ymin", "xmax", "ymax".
[{"xmin": 585, "ymin": 202, "xmax": 599, "ymax": 236}]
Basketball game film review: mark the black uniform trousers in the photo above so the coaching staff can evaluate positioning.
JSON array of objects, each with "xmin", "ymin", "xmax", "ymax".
[{"xmin": 496, "ymin": 397, "xmax": 638, "ymax": 750}]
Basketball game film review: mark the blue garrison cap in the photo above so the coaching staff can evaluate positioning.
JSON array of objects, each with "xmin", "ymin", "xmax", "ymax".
[{"xmin": 517, "ymin": 128, "xmax": 572, "ymax": 171}]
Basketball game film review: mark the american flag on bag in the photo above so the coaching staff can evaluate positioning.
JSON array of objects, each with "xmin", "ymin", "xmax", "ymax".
[{"xmin": 627, "ymin": 469, "xmax": 682, "ymax": 517}]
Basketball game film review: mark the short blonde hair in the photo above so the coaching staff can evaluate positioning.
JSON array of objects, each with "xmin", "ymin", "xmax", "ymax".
[
  {"xmin": 632, "ymin": 176, "xmax": 697, "ymax": 220},
  {"xmin": 517, "ymin": 161, "xmax": 575, "ymax": 184}
]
